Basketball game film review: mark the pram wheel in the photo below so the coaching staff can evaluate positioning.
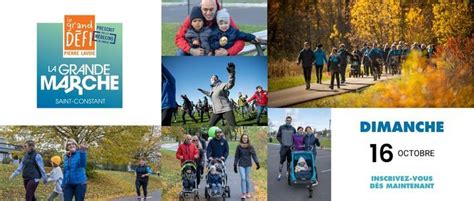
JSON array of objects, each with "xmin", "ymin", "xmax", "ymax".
[
  {"xmin": 225, "ymin": 186, "xmax": 231, "ymax": 198},
  {"xmin": 179, "ymin": 194, "xmax": 185, "ymax": 201},
  {"xmin": 287, "ymin": 172, "xmax": 291, "ymax": 186},
  {"xmin": 308, "ymin": 187, "xmax": 313, "ymax": 198}
]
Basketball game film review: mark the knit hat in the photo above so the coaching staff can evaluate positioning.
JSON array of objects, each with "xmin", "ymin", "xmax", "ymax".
[
  {"xmin": 216, "ymin": 8, "xmax": 230, "ymax": 23},
  {"xmin": 51, "ymin": 156, "xmax": 61, "ymax": 166},
  {"xmin": 190, "ymin": 6, "xmax": 205, "ymax": 22}
]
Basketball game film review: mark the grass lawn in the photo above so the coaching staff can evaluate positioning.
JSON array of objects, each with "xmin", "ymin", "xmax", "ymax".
[
  {"xmin": 162, "ymin": 23, "xmax": 267, "ymax": 56},
  {"xmin": 319, "ymin": 137, "xmax": 331, "ymax": 149},
  {"xmin": 170, "ymin": 109, "xmax": 268, "ymax": 127},
  {"xmin": 160, "ymin": 150, "xmax": 182, "ymax": 201},
  {"xmin": 0, "ymin": 164, "xmax": 162, "ymax": 200}
]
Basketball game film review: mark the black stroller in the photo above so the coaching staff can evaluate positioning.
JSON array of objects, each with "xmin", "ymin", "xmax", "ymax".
[{"xmin": 179, "ymin": 160, "xmax": 200, "ymax": 201}]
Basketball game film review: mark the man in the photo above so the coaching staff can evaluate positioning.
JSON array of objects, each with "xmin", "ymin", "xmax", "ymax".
[
  {"xmin": 10, "ymin": 140, "xmax": 48, "ymax": 201},
  {"xmin": 297, "ymin": 42, "xmax": 315, "ymax": 90},
  {"xmin": 368, "ymin": 43, "xmax": 384, "ymax": 81},
  {"xmin": 207, "ymin": 128, "xmax": 229, "ymax": 161},
  {"xmin": 337, "ymin": 43, "xmax": 352, "ymax": 85},
  {"xmin": 162, "ymin": 64, "xmax": 177, "ymax": 126},
  {"xmin": 181, "ymin": 95, "xmax": 199, "ymax": 125},
  {"xmin": 198, "ymin": 63, "xmax": 236, "ymax": 126},
  {"xmin": 175, "ymin": 0, "xmax": 244, "ymax": 56},
  {"xmin": 313, "ymin": 44, "xmax": 328, "ymax": 84},
  {"xmin": 276, "ymin": 116, "xmax": 296, "ymax": 181}
]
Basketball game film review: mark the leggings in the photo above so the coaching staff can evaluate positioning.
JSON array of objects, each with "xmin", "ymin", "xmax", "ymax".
[
  {"xmin": 23, "ymin": 179, "xmax": 39, "ymax": 201},
  {"xmin": 136, "ymin": 179, "xmax": 148, "ymax": 197}
]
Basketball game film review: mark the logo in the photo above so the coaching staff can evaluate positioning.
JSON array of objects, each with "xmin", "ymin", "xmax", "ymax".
[{"xmin": 37, "ymin": 15, "xmax": 122, "ymax": 108}]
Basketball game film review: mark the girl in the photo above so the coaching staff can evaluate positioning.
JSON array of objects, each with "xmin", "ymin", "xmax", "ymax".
[{"xmin": 234, "ymin": 134, "xmax": 260, "ymax": 199}]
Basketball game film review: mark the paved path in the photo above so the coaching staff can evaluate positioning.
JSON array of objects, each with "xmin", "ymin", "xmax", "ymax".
[
  {"xmin": 268, "ymin": 75, "xmax": 400, "ymax": 107},
  {"xmin": 268, "ymin": 144, "xmax": 331, "ymax": 201},
  {"xmin": 112, "ymin": 190, "xmax": 161, "ymax": 201}
]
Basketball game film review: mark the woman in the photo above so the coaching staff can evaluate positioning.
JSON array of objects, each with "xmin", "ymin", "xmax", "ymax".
[
  {"xmin": 234, "ymin": 134, "xmax": 260, "ymax": 199},
  {"xmin": 176, "ymin": 134, "xmax": 199, "ymax": 165},
  {"xmin": 63, "ymin": 139, "xmax": 88, "ymax": 201},
  {"xmin": 328, "ymin": 47, "xmax": 341, "ymax": 90},
  {"xmin": 198, "ymin": 62, "xmax": 236, "ymax": 126},
  {"xmin": 135, "ymin": 158, "xmax": 152, "ymax": 200},
  {"xmin": 292, "ymin": 126, "xmax": 305, "ymax": 151},
  {"xmin": 303, "ymin": 126, "xmax": 320, "ymax": 183},
  {"xmin": 192, "ymin": 135, "xmax": 205, "ymax": 187}
]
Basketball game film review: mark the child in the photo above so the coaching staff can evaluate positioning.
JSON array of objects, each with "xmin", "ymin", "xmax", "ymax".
[
  {"xmin": 185, "ymin": 6, "xmax": 212, "ymax": 55},
  {"xmin": 328, "ymin": 47, "xmax": 341, "ymax": 90},
  {"xmin": 47, "ymin": 156, "xmax": 63, "ymax": 201},
  {"xmin": 295, "ymin": 157, "xmax": 309, "ymax": 173},
  {"xmin": 207, "ymin": 165, "xmax": 222, "ymax": 195},
  {"xmin": 292, "ymin": 127, "xmax": 305, "ymax": 151},
  {"xmin": 209, "ymin": 9, "xmax": 259, "ymax": 51},
  {"xmin": 182, "ymin": 165, "xmax": 196, "ymax": 190}
]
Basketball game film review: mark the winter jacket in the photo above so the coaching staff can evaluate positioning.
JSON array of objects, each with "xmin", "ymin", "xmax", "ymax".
[
  {"xmin": 185, "ymin": 26, "xmax": 212, "ymax": 54},
  {"xmin": 208, "ymin": 173, "xmax": 222, "ymax": 184},
  {"xmin": 207, "ymin": 137, "xmax": 229, "ymax": 160},
  {"xmin": 297, "ymin": 49, "xmax": 315, "ymax": 67},
  {"xmin": 63, "ymin": 150, "xmax": 87, "ymax": 186},
  {"xmin": 247, "ymin": 90, "xmax": 268, "ymax": 106},
  {"xmin": 209, "ymin": 26, "xmax": 256, "ymax": 51},
  {"xmin": 277, "ymin": 124, "xmax": 296, "ymax": 146},
  {"xmin": 338, "ymin": 48, "xmax": 351, "ymax": 64},
  {"xmin": 234, "ymin": 144, "xmax": 259, "ymax": 167},
  {"xmin": 313, "ymin": 48, "xmax": 328, "ymax": 65},
  {"xmin": 174, "ymin": 0, "xmax": 244, "ymax": 55},
  {"xmin": 135, "ymin": 165, "xmax": 152, "ymax": 182},
  {"xmin": 199, "ymin": 72, "xmax": 235, "ymax": 114},
  {"xmin": 162, "ymin": 65, "xmax": 177, "ymax": 110},
  {"xmin": 238, "ymin": 95, "xmax": 248, "ymax": 107},
  {"xmin": 304, "ymin": 133, "xmax": 320, "ymax": 154},
  {"xmin": 292, "ymin": 133, "xmax": 305, "ymax": 151},
  {"xmin": 176, "ymin": 143, "xmax": 199, "ymax": 164}
]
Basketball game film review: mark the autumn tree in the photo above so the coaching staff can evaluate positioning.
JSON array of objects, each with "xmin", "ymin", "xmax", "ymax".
[{"xmin": 432, "ymin": 1, "xmax": 473, "ymax": 43}]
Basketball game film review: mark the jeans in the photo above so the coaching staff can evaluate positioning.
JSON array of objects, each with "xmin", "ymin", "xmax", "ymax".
[
  {"xmin": 176, "ymin": 49, "xmax": 190, "ymax": 56},
  {"xmin": 63, "ymin": 183, "xmax": 87, "ymax": 201},
  {"xmin": 239, "ymin": 166, "xmax": 252, "ymax": 194},
  {"xmin": 24, "ymin": 179, "xmax": 39, "ymax": 201},
  {"xmin": 48, "ymin": 191, "xmax": 64, "ymax": 201},
  {"xmin": 256, "ymin": 105, "xmax": 266, "ymax": 124}
]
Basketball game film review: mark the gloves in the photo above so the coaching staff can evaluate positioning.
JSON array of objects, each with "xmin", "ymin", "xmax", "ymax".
[
  {"xmin": 256, "ymin": 163, "xmax": 260, "ymax": 170},
  {"xmin": 226, "ymin": 62, "xmax": 236, "ymax": 73},
  {"xmin": 234, "ymin": 165, "xmax": 238, "ymax": 173}
]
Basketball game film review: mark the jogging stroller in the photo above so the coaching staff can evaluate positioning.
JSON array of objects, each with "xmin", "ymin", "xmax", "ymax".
[
  {"xmin": 287, "ymin": 146, "xmax": 318, "ymax": 198},
  {"xmin": 179, "ymin": 161, "xmax": 200, "ymax": 201},
  {"xmin": 204, "ymin": 158, "xmax": 230, "ymax": 200}
]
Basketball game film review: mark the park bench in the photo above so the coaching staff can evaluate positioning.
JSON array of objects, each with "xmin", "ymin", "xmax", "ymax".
[{"xmin": 238, "ymin": 30, "xmax": 267, "ymax": 56}]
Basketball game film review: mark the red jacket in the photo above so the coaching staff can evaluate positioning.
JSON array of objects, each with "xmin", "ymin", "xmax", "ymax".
[
  {"xmin": 248, "ymin": 90, "xmax": 268, "ymax": 106},
  {"xmin": 176, "ymin": 143, "xmax": 199, "ymax": 164},
  {"xmin": 174, "ymin": 4, "xmax": 244, "ymax": 55}
]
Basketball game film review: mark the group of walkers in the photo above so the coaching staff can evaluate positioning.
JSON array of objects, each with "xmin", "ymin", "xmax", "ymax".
[
  {"xmin": 176, "ymin": 127, "xmax": 261, "ymax": 199},
  {"xmin": 297, "ymin": 41, "xmax": 436, "ymax": 90},
  {"xmin": 9, "ymin": 139, "xmax": 88, "ymax": 201},
  {"xmin": 276, "ymin": 116, "xmax": 321, "ymax": 183}
]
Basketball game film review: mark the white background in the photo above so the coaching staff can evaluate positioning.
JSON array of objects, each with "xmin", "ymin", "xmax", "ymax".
[
  {"xmin": 332, "ymin": 108, "xmax": 474, "ymax": 201},
  {"xmin": 0, "ymin": 0, "xmax": 162, "ymax": 125}
]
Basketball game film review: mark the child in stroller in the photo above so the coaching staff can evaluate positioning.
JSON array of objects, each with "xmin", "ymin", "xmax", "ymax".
[
  {"xmin": 180, "ymin": 161, "xmax": 199, "ymax": 200},
  {"xmin": 208, "ymin": 165, "xmax": 223, "ymax": 196},
  {"xmin": 350, "ymin": 54, "xmax": 362, "ymax": 78},
  {"xmin": 205, "ymin": 159, "xmax": 230, "ymax": 199}
]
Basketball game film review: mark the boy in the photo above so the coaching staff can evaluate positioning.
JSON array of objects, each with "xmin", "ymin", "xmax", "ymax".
[
  {"xmin": 47, "ymin": 156, "xmax": 63, "ymax": 201},
  {"xmin": 185, "ymin": 6, "xmax": 212, "ymax": 55},
  {"xmin": 209, "ymin": 9, "xmax": 259, "ymax": 52},
  {"xmin": 207, "ymin": 165, "xmax": 222, "ymax": 195}
]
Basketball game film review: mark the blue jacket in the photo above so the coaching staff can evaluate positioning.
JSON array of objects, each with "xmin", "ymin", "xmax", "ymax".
[
  {"xmin": 207, "ymin": 137, "xmax": 229, "ymax": 160},
  {"xmin": 313, "ymin": 48, "xmax": 328, "ymax": 65},
  {"xmin": 209, "ymin": 26, "xmax": 255, "ymax": 50},
  {"xmin": 207, "ymin": 173, "xmax": 222, "ymax": 184},
  {"xmin": 63, "ymin": 150, "xmax": 87, "ymax": 186},
  {"xmin": 327, "ymin": 54, "xmax": 341, "ymax": 72},
  {"xmin": 303, "ymin": 133, "xmax": 320, "ymax": 154},
  {"xmin": 162, "ymin": 65, "xmax": 177, "ymax": 110}
]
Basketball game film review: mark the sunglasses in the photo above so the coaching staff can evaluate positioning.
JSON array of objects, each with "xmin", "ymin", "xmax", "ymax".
[{"xmin": 192, "ymin": 140, "xmax": 198, "ymax": 142}]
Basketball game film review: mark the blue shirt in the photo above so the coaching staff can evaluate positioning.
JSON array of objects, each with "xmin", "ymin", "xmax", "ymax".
[{"xmin": 313, "ymin": 48, "xmax": 328, "ymax": 65}]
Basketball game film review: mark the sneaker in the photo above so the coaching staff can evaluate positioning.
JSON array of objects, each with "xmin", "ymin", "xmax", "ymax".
[
  {"xmin": 241, "ymin": 194, "xmax": 246, "ymax": 199},
  {"xmin": 246, "ymin": 193, "xmax": 252, "ymax": 198},
  {"xmin": 277, "ymin": 173, "xmax": 282, "ymax": 181},
  {"xmin": 313, "ymin": 180, "xmax": 319, "ymax": 186}
]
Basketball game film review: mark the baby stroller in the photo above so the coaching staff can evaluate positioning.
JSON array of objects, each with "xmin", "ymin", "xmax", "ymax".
[
  {"xmin": 205, "ymin": 158, "xmax": 230, "ymax": 200},
  {"xmin": 349, "ymin": 55, "xmax": 362, "ymax": 78},
  {"xmin": 179, "ymin": 161, "xmax": 200, "ymax": 201},
  {"xmin": 287, "ymin": 146, "xmax": 318, "ymax": 198}
]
